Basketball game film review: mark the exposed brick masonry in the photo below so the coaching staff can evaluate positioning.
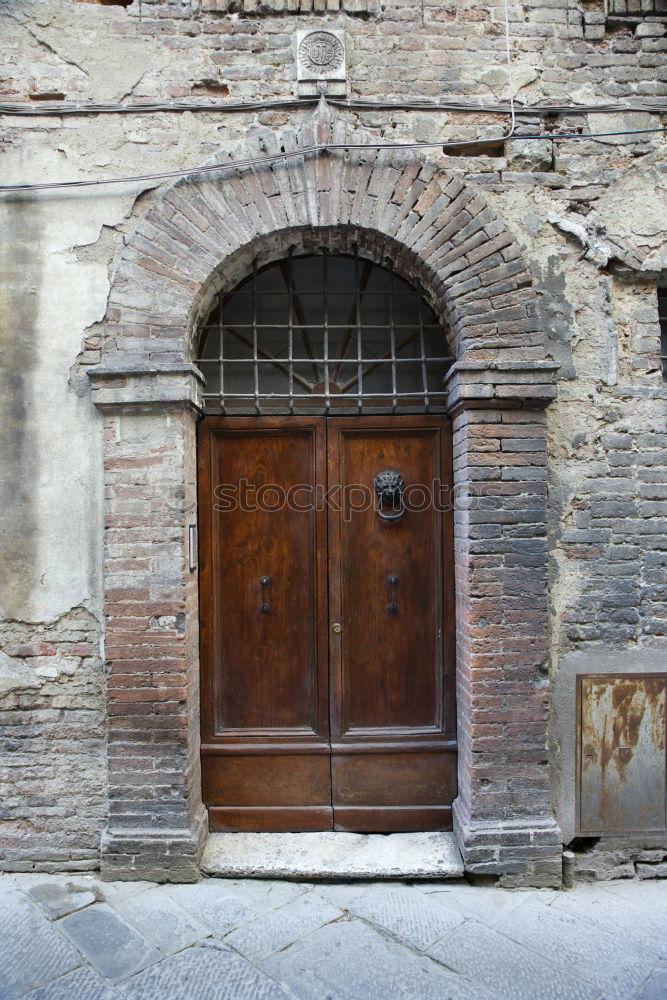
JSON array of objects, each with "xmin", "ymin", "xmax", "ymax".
[
  {"xmin": 0, "ymin": 608, "xmax": 106, "ymax": 873},
  {"xmin": 90, "ymin": 115, "xmax": 564, "ymax": 882},
  {"xmin": 105, "ymin": 119, "xmax": 541, "ymax": 371},
  {"xmin": 1, "ymin": 0, "xmax": 665, "ymax": 882},
  {"xmin": 98, "ymin": 403, "xmax": 206, "ymax": 881}
]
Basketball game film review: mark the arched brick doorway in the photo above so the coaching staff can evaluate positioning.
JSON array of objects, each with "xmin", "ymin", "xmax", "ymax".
[
  {"xmin": 196, "ymin": 250, "xmax": 457, "ymax": 833},
  {"xmin": 90, "ymin": 112, "xmax": 562, "ymax": 886}
]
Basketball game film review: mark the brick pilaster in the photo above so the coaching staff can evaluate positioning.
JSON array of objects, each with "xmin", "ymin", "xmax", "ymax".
[
  {"xmin": 447, "ymin": 363, "xmax": 563, "ymax": 888},
  {"xmin": 91, "ymin": 367, "xmax": 207, "ymax": 882}
]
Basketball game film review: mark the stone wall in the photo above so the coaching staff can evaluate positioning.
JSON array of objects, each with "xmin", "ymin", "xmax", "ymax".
[
  {"xmin": 0, "ymin": 0, "xmax": 665, "ymax": 878},
  {"xmin": 0, "ymin": 607, "xmax": 107, "ymax": 872}
]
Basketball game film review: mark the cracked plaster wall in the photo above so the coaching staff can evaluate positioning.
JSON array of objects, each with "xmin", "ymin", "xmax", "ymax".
[{"xmin": 0, "ymin": 0, "xmax": 666, "ymax": 872}]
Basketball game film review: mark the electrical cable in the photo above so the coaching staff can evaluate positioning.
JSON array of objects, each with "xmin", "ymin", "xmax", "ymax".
[
  {"xmin": 1, "ymin": 96, "xmax": 666, "ymax": 118},
  {"xmin": 0, "ymin": 97, "xmax": 313, "ymax": 117},
  {"xmin": 1, "ymin": 128, "xmax": 665, "ymax": 195},
  {"xmin": 339, "ymin": 98, "xmax": 667, "ymax": 116}
]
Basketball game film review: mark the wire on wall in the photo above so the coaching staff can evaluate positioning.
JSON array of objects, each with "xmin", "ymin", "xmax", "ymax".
[
  {"xmin": 2, "ymin": 96, "xmax": 666, "ymax": 117},
  {"xmin": 1, "ymin": 128, "xmax": 665, "ymax": 195},
  {"xmin": 2, "ymin": 0, "xmax": 664, "ymax": 202}
]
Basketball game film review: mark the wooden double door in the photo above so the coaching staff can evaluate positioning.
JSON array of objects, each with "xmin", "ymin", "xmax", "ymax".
[{"xmin": 198, "ymin": 415, "xmax": 457, "ymax": 832}]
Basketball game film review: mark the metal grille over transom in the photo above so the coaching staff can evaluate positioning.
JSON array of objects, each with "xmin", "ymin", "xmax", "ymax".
[{"xmin": 196, "ymin": 250, "xmax": 453, "ymax": 414}]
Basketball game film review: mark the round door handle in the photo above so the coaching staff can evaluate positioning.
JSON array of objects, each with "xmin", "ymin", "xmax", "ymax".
[{"xmin": 331, "ymin": 623, "xmax": 342, "ymax": 633}]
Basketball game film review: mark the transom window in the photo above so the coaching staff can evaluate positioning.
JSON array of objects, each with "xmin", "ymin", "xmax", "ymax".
[{"xmin": 196, "ymin": 250, "xmax": 453, "ymax": 415}]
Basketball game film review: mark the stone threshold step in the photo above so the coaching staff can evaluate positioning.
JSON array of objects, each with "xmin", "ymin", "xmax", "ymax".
[{"xmin": 201, "ymin": 831, "xmax": 464, "ymax": 881}]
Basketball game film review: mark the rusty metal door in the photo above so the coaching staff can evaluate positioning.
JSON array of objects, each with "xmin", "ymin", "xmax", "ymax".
[{"xmin": 577, "ymin": 673, "xmax": 667, "ymax": 835}]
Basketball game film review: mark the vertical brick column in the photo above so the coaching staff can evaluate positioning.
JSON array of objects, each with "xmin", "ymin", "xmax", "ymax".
[
  {"xmin": 90, "ymin": 367, "xmax": 207, "ymax": 882},
  {"xmin": 447, "ymin": 363, "xmax": 563, "ymax": 888}
]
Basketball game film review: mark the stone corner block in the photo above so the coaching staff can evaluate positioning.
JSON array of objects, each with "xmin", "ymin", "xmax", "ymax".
[
  {"xmin": 445, "ymin": 361, "xmax": 559, "ymax": 411},
  {"xmin": 88, "ymin": 365, "xmax": 205, "ymax": 413},
  {"xmin": 453, "ymin": 799, "xmax": 563, "ymax": 888},
  {"xmin": 100, "ymin": 810, "xmax": 208, "ymax": 885}
]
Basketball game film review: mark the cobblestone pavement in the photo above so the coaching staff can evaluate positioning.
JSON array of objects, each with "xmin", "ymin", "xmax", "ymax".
[{"xmin": 1, "ymin": 872, "xmax": 666, "ymax": 1000}]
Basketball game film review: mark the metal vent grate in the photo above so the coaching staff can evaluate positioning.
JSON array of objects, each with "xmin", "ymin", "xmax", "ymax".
[{"xmin": 196, "ymin": 249, "xmax": 453, "ymax": 415}]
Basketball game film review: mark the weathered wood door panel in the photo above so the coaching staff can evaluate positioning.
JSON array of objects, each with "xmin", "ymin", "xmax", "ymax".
[
  {"xmin": 327, "ymin": 417, "xmax": 456, "ymax": 831},
  {"xmin": 198, "ymin": 415, "xmax": 456, "ymax": 833},
  {"xmin": 198, "ymin": 417, "xmax": 331, "ymax": 832}
]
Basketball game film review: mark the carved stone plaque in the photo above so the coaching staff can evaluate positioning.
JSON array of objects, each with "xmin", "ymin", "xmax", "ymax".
[{"xmin": 296, "ymin": 29, "xmax": 347, "ymax": 95}]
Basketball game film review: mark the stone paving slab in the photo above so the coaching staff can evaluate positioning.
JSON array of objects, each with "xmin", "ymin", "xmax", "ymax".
[
  {"xmin": 490, "ymin": 897, "xmax": 650, "ymax": 1000},
  {"xmin": 113, "ymin": 887, "xmax": 211, "ymax": 957},
  {"xmin": 26, "ymin": 883, "xmax": 98, "ymax": 921},
  {"xmin": 57, "ymin": 903, "xmax": 160, "ymax": 983},
  {"xmin": 0, "ymin": 886, "xmax": 82, "ymax": 997},
  {"xmin": 202, "ymin": 830, "xmax": 464, "ymax": 879},
  {"xmin": 93, "ymin": 881, "xmax": 158, "ymax": 906},
  {"xmin": 117, "ymin": 942, "xmax": 294, "ymax": 1000},
  {"xmin": 262, "ymin": 917, "xmax": 499, "ymax": 1000},
  {"xmin": 1, "ymin": 872, "xmax": 666, "ymax": 1000},
  {"xmin": 162, "ymin": 881, "xmax": 259, "ymax": 934},
  {"xmin": 427, "ymin": 920, "xmax": 603, "ymax": 1000},
  {"xmin": 324, "ymin": 882, "xmax": 465, "ymax": 951},
  {"xmin": 189, "ymin": 877, "xmax": 309, "ymax": 917},
  {"xmin": 21, "ymin": 967, "xmax": 122, "ymax": 1000},
  {"xmin": 599, "ymin": 877, "xmax": 667, "ymax": 914},
  {"xmin": 635, "ymin": 962, "xmax": 667, "ymax": 1000},
  {"xmin": 417, "ymin": 879, "xmax": 549, "ymax": 927},
  {"xmin": 224, "ymin": 890, "xmax": 342, "ymax": 962},
  {"xmin": 312, "ymin": 881, "xmax": 368, "ymax": 908},
  {"xmin": 550, "ymin": 881, "xmax": 667, "ymax": 960}
]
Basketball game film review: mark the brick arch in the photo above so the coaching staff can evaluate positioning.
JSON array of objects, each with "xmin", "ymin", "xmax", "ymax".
[
  {"xmin": 92, "ymin": 112, "xmax": 562, "ymax": 888},
  {"xmin": 104, "ymin": 115, "xmax": 546, "ymax": 369}
]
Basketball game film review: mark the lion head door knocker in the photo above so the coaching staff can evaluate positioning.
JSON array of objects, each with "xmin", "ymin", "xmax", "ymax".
[{"xmin": 374, "ymin": 469, "xmax": 406, "ymax": 522}]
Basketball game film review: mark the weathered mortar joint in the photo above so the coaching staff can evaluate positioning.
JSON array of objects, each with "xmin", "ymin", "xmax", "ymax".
[
  {"xmin": 0, "ymin": 604, "xmax": 103, "ymax": 696},
  {"xmin": 547, "ymin": 207, "xmax": 665, "ymax": 277},
  {"xmin": 201, "ymin": 0, "xmax": 378, "ymax": 14},
  {"xmin": 565, "ymin": 837, "xmax": 667, "ymax": 883}
]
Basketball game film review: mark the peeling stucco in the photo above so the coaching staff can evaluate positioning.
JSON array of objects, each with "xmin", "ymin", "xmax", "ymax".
[{"xmin": 0, "ymin": 0, "xmax": 665, "ymax": 875}]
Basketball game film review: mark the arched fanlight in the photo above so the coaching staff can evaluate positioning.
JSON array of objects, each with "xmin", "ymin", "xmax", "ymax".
[{"xmin": 196, "ymin": 248, "xmax": 453, "ymax": 415}]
